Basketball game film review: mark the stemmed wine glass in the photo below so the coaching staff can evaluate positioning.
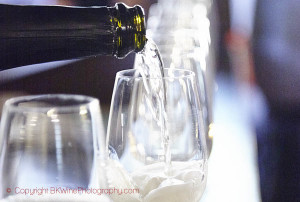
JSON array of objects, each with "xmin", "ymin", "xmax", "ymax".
[
  {"xmin": 107, "ymin": 68, "xmax": 208, "ymax": 202},
  {"xmin": 0, "ymin": 94, "xmax": 110, "ymax": 202}
]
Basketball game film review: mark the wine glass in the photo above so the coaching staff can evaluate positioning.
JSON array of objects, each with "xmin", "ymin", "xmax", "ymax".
[
  {"xmin": 107, "ymin": 68, "xmax": 208, "ymax": 202},
  {"xmin": 0, "ymin": 94, "xmax": 110, "ymax": 201}
]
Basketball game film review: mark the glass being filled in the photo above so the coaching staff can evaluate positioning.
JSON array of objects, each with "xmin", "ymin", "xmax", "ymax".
[{"xmin": 107, "ymin": 41, "xmax": 208, "ymax": 201}]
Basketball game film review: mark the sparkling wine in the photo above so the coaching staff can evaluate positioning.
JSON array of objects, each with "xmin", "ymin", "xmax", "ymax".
[
  {"xmin": 105, "ymin": 159, "xmax": 206, "ymax": 202},
  {"xmin": 131, "ymin": 161, "xmax": 206, "ymax": 202}
]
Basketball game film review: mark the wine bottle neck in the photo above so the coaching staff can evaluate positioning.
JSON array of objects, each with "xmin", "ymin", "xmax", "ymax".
[
  {"xmin": 0, "ymin": 3, "xmax": 147, "ymax": 70},
  {"xmin": 110, "ymin": 3, "xmax": 147, "ymax": 58}
]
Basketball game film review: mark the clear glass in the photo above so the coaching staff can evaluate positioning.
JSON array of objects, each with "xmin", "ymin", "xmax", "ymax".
[
  {"xmin": 147, "ymin": 0, "xmax": 215, "ymax": 156},
  {"xmin": 107, "ymin": 68, "xmax": 208, "ymax": 201},
  {"xmin": 146, "ymin": 29, "xmax": 214, "ymax": 156},
  {"xmin": 0, "ymin": 94, "xmax": 110, "ymax": 201}
]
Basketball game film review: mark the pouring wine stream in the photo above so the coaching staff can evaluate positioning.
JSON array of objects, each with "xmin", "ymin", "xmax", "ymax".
[{"xmin": 134, "ymin": 39, "xmax": 172, "ymax": 175}]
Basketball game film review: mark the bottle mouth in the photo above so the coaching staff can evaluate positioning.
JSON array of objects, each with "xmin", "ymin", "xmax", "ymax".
[
  {"xmin": 112, "ymin": 3, "xmax": 146, "ymax": 58},
  {"xmin": 131, "ymin": 5, "xmax": 147, "ymax": 53}
]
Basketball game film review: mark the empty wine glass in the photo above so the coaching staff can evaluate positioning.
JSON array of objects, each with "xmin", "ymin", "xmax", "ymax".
[
  {"xmin": 107, "ymin": 68, "xmax": 208, "ymax": 202},
  {"xmin": 0, "ymin": 94, "xmax": 110, "ymax": 201}
]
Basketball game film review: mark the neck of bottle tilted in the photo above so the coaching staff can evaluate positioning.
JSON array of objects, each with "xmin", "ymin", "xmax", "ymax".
[{"xmin": 0, "ymin": 3, "xmax": 146, "ymax": 71}]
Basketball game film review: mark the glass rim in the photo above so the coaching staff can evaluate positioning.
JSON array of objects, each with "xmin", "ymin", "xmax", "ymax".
[
  {"xmin": 3, "ymin": 94, "xmax": 99, "ymax": 113},
  {"xmin": 116, "ymin": 68, "xmax": 195, "ymax": 80}
]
